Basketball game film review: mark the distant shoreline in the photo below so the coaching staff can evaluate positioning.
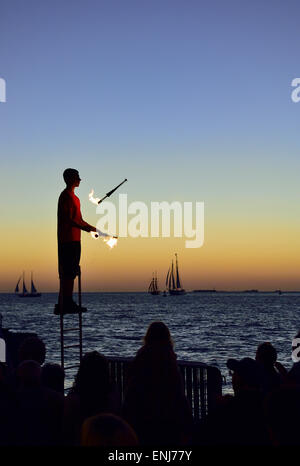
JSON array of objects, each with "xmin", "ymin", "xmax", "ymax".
[{"xmin": 1, "ymin": 290, "xmax": 300, "ymax": 294}]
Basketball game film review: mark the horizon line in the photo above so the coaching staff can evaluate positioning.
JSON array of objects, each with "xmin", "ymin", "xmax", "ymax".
[{"xmin": 2, "ymin": 289, "xmax": 300, "ymax": 294}]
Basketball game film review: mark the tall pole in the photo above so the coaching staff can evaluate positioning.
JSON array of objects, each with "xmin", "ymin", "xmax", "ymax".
[{"xmin": 78, "ymin": 267, "xmax": 83, "ymax": 362}]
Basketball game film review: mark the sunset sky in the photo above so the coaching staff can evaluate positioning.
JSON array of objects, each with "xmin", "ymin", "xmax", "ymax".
[{"xmin": 1, "ymin": 0, "xmax": 300, "ymax": 292}]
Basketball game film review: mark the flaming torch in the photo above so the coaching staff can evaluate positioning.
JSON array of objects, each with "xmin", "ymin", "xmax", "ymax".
[
  {"xmin": 96, "ymin": 178, "xmax": 127, "ymax": 204},
  {"xmin": 89, "ymin": 178, "xmax": 127, "ymax": 248},
  {"xmin": 89, "ymin": 179, "xmax": 127, "ymax": 205},
  {"xmin": 91, "ymin": 230, "xmax": 118, "ymax": 249},
  {"xmin": 89, "ymin": 189, "xmax": 101, "ymax": 205}
]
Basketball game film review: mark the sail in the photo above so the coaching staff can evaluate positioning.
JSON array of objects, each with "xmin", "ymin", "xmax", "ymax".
[
  {"xmin": 169, "ymin": 265, "xmax": 173, "ymax": 289},
  {"xmin": 30, "ymin": 272, "xmax": 37, "ymax": 293},
  {"xmin": 22, "ymin": 279, "xmax": 28, "ymax": 294},
  {"xmin": 148, "ymin": 274, "xmax": 160, "ymax": 293},
  {"xmin": 175, "ymin": 254, "xmax": 182, "ymax": 289},
  {"xmin": 171, "ymin": 261, "xmax": 176, "ymax": 289},
  {"xmin": 31, "ymin": 279, "xmax": 37, "ymax": 294},
  {"xmin": 149, "ymin": 275, "xmax": 157, "ymax": 293},
  {"xmin": 15, "ymin": 276, "xmax": 21, "ymax": 293},
  {"xmin": 166, "ymin": 254, "xmax": 186, "ymax": 294},
  {"xmin": 148, "ymin": 278, "xmax": 154, "ymax": 292},
  {"xmin": 165, "ymin": 268, "xmax": 170, "ymax": 288},
  {"xmin": 168, "ymin": 266, "xmax": 172, "ymax": 290}
]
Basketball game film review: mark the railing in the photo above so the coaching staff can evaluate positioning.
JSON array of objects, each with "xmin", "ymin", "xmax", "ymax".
[{"xmin": 108, "ymin": 356, "xmax": 222, "ymax": 421}]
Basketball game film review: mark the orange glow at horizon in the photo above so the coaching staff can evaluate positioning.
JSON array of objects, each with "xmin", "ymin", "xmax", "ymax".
[{"xmin": 1, "ymin": 213, "xmax": 300, "ymax": 293}]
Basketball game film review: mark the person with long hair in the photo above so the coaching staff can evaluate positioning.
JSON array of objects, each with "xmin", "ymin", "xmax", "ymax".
[
  {"xmin": 122, "ymin": 322, "xmax": 193, "ymax": 445},
  {"xmin": 63, "ymin": 351, "xmax": 119, "ymax": 445}
]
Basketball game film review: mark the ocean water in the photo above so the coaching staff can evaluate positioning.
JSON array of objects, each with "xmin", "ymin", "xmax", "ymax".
[{"xmin": 1, "ymin": 292, "xmax": 300, "ymax": 391}]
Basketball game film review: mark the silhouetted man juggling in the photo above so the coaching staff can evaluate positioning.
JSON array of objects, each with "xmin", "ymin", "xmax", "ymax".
[{"xmin": 55, "ymin": 168, "xmax": 96, "ymax": 314}]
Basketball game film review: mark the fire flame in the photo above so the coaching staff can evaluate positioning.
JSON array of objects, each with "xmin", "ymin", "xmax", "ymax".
[
  {"xmin": 104, "ymin": 237, "xmax": 118, "ymax": 248},
  {"xmin": 90, "ymin": 231, "xmax": 118, "ymax": 249},
  {"xmin": 89, "ymin": 189, "xmax": 100, "ymax": 205},
  {"xmin": 89, "ymin": 191, "xmax": 118, "ymax": 248}
]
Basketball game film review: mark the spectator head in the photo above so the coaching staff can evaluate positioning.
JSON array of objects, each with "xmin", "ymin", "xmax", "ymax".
[
  {"xmin": 41, "ymin": 363, "xmax": 65, "ymax": 394},
  {"xmin": 73, "ymin": 351, "xmax": 110, "ymax": 397},
  {"xmin": 143, "ymin": 321, "xmax": 173, "ymax": 347},
  {"xmin": 256, "ymin": 342, "xmax": 277, "ymax": 367},
  {"xmin": 18, "ymin": 337, "xmax": 46, "ymax": 365},
  {"xmin": 17, "ymin": 360, "xmax": 42, "ymax": 388},
  {"xmin": 227, "ymin": 357, "xmax": 264, "ymax": 394},
  {"xmin": 81, "ymin": 413, "xmax": 138, "ymax": 446}
]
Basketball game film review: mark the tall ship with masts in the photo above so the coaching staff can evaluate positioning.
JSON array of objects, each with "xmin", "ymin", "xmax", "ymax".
[
  {"xmin": 166, "ymin": 253, "xmax": 186, "ymax": 295},
  {"xmin": 15, "ymin": 272, "xmax": 41, "ymax": 297},
  {"xmin": 148, "ymin": 272, "xmax": 161, "ymax": 295}
]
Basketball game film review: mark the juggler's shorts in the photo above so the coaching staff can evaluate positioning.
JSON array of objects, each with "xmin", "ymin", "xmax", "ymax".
[{"xmin": 58, "ymin": 241, "xmax": 81, "ymax": 279}]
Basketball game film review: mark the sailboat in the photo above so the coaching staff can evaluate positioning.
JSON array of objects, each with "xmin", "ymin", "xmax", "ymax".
[
  {"xmin": 148, "ymin": 272, "xmax": 161, "ymax": 295},
  {"xmin": 166, "ymin": 254, "xmax": 186, "ymax": 295},
  {"xmin": 15, "ymin": 272, "xmax": 41, "ymax": 297}
]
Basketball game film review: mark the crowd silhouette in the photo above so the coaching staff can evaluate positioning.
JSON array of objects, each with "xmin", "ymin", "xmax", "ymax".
[{"xmin": 0, "ymin": 321, "xmax": 299, "ymax": 446}]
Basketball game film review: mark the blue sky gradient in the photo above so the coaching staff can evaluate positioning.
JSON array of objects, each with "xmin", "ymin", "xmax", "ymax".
[{"xmin": 1, "ymin": 0, "xmax": 300, "ymax": 290}]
